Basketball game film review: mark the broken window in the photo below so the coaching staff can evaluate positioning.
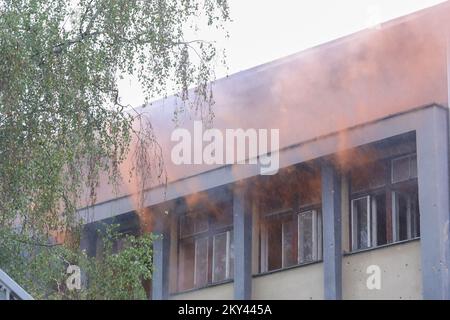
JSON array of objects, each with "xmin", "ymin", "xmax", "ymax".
[
  {"xmin": 350, "ymin": 153, "xmax": 419, "ymax": 252},
  {"xmin": 177, "ymin": 206, "xmax": 233, "ymax": 292}
]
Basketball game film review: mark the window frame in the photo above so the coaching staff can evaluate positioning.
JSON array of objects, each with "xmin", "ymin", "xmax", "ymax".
[
  {"xmin": 176, "ymin": 207, "xmax": 233, "ymax": 292},
  {"xmin": 298, "ymin": 209, "xmax": 322, "ymax": 264},
  {"xmin": 350, "ymin": 195, "xmax": 372, "ymax": 251},
  {"xmin": 260, "ymin": 204, "xmax": 323, "ymax": 273},
  {"xmin": 211, "ymin": 230, "xmax": 233, "ymax": 283}
]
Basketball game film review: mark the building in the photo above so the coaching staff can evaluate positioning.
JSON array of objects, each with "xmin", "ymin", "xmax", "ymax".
[{"xmin": 79, "ymin": 2, "xmax": 450, "ymax": 300}]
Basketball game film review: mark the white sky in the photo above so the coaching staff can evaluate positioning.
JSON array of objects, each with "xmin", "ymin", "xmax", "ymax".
[{"xmin": 118, "ymin": 0, "xmax": 447, "ymax": 107}]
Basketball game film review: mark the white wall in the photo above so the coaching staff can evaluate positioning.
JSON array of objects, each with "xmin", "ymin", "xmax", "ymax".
[
  {"xmin": 342, "ymin": 240, "xmax": 422, "ymax": 299},
  {"xmin": 169, "ymin": 282, "xmax": 234, "ymax": 300},
  {"xmin": 252, "ymin": 263, "xmax": 324, "ymax": 300}
]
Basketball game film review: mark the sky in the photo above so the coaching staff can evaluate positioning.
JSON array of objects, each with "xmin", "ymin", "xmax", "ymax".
[{"xmin": 118, "ymin": 0, "xmax": 447, "ymax": 107}]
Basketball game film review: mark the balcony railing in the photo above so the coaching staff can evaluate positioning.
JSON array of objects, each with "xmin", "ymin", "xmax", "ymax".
[{"xmin": 0, "ymin": 269, "xmax": 33, "ymax": 300}]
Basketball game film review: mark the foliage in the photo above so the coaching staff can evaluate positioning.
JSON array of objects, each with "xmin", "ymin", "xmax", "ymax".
[
  {"xmin": 0, "ymin": 0, "xmax": 229, "ymax": 299},
  {"xmin": 1, "ymin": 224, "xmax": 155, "ymax": 299}
]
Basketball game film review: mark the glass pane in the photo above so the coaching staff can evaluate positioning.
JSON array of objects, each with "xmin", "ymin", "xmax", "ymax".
[
  {"xmin": 299, "ymin": 211, "xmax": 313, "ymax": 263},
  {"xmin": 352, "ymin": 197, "xmax": 370, "ymax": 250},
  {"xmin": 229, "ymin": 232, "xmax": 234, "ymax": 278},
  {"xmin": 267, "ymin": 220, "xmax": 282, "ymax": 271},
  {"xmin": 394, "ymin": 187, "xmax": 420, "ymax": 241},
  {"xmin": 392, "ymin": 157, "xmax": 410, "ymax": 183},
  {"xmin": 282, "ymin": 218, "xmax": 298, "ymax": 267},
  {"xmin": 178, "ymin": 239, "xmax": 195, "ymax": 291},
  {"xmin": 213, "ymin": 233, "xmax": 228, "ymax": 282},
  {"xmin": 194, "ymin": 237, "xmax": 208, "ymax": 287}
]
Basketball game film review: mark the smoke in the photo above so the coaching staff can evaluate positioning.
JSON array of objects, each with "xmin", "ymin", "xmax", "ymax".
[{"xmin": 85, "ymin": 3, "xmax": 450, "ymax": 243}]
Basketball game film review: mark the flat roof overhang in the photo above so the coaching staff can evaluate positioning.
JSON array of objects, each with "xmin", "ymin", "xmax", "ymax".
[{"xmin": 78, "ymin": 103, "xmax": 448, "ymax": 223}]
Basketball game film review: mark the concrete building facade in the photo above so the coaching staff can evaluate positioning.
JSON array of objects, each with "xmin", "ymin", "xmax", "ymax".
[{"xmin": 79, "ymin": 3, "xmax": 450, "ymax": 300}]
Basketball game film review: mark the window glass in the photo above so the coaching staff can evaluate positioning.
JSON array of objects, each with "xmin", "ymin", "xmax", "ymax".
[
  {"xmin": 393, "ymin": 187, "xmax": 420, "ymax": 241},
  {"xmin": 178, "ymin": 239, "xmax": 195, "ymax": 291},
  {"xmin": 392, "ymin": 156, "xmax": 411, "ymax": 183},
  {"xmin": 267, "ymin": 220, "xmax": 282, "ymax": 271},
  {"xmin": 194, "ymin": 237, "xmax": 208, "ymax": 287},
  {"xmin": 299, "ymin": 211, "xmax": 314, "ymax": 263},
  {"xmin": 212, "ymin": 232, "xmax": 228, "ymax": 282},
  {"xmin": 229, "ymin": 232, "xmax": 234, "ymax": 278},
  {"xmin": 282, "ymin": 218, "xmax": 298, "ymax": 267}
]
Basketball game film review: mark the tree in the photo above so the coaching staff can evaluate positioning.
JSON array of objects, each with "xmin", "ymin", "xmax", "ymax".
[{"xmin": 0, "ymin": 0, "xmax": 229, "ymax": 299}]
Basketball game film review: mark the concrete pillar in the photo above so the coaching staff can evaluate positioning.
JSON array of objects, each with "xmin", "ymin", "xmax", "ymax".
[
  {"xmin": 152, "ymin": 213, "xmax": 170, "ymax": 300},
  {"xmin": 233, "ymin": 181, "xmax": 252, "ymax": 300},
  {"xmin": 321, "ymin": 161, "xmax": 342, "ymax": 300},
  {"xmin": 416, "ymin": 106, "xmax": 450, "ymax": 299}
]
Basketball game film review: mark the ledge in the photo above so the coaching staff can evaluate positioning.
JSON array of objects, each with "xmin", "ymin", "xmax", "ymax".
[
  {"xmin": 343, "ymin": 238, "xmax": 420, "ymax": 257},
  {"xmin": 170, "ymin": 278, "xmax": 233, "ymax": 297},
  {"xmin": 253, "ymin": 260, "xmax": 323, "ymax": 278}
]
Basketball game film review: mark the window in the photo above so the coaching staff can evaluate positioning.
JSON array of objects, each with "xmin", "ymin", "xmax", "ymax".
[
  {"xmin": 259, "ymin": 165, "xmax": 322, "ymax": 273},
  {"xmin": 351, "ymin": 194, "xmax": 387, "ymax": 250},
  {"xmin": 177, "ymin": 208, "xmax": 233, "ymax": 292},
  {"xmin": 392, "ymin": 154, "xmax": 417, "ymax": 183},
  {"xmin": 350, "ymin": 153, "xmax": 419, "ymax": 252},
  {"xmin": 393, "ymin": 186, "xmax": 419, "ymax": 242},
  {"xmin": 262, "ymin": 209, "xmax": 322, "ymax": 272}
]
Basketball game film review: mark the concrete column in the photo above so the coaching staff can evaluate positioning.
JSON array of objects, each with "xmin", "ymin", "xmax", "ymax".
[
  {"xmin": 417, "ymin": 106, "xmax": 450, "ymax": 300},
  {"xmin": 152, "ymin": 213, "xmax": 170, "ymax": 300},
  {"xmin": 233, "ymin": 181, "xmax": 252, "ymax": 300},
  {"xmin": 321, "ymin": 161, "xmax": 342, "ymax": 300}
]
